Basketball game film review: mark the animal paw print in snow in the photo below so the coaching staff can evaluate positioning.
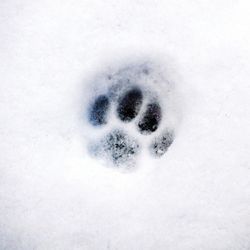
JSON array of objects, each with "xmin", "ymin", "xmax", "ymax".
[{"xmin": 86, "ymin": 64, "xmax": 176, "ymax": 168}]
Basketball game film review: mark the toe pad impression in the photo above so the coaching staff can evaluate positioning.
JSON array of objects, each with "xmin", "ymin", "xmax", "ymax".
[
  {"xmin": 88, "ymin": 95, "xmax": 110, "ymax": 126},
  {"xmin": 117, "ymin": 87, "xmax": 143, "ymax": 122},
  {"xmin": 150, "ymin": 131, "xmax": 174, "ymax": 157},
  {"xmin": 138, "ymin": 102, "xmax": 162, "ymax": 134}
]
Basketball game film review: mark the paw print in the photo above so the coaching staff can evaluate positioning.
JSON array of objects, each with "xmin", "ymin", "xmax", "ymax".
[{"xmin": 84, "ymin": 63, "xmax": 178, "ymax": 168}]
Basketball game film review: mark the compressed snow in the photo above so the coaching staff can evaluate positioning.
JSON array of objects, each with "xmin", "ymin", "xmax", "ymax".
[{"xmin": 1, "ymin": 0, "xmax": 250, "ymax": 249}]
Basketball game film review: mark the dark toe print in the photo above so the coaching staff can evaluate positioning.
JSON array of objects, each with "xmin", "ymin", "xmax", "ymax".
[
  {"xmin": 88, "ymin": 95, "xmax": 110, "ymax": 126},
  {"xmin": 150, "ymin": 131, "xmax": 174, "ymax": 157},
  {"xmin": 117, "ymin": 87, "xmax": 143, "ymax": 122},
  {"xmin": 102, "ymin": 130, "xmax": 139, "ymax": 165},
  {"xmin": 138, "ymin": 102, "xmax": 162, "ymax": 134}
]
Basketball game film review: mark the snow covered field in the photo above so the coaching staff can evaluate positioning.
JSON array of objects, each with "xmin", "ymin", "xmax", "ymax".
[{"xmin": 1, "ymin": 0, "xmax": 250, "ymax": 249}]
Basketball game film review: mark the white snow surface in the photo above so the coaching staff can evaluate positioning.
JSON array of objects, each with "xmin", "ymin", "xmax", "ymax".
[{"xmin": 1, "ymin": 0, "xmax": 250, "ymax": 249}]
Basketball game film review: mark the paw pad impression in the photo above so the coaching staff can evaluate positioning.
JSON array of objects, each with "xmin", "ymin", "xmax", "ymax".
[
  {"xmin": 84, "ymin": 62, "xmax": 179, "ymax": 169},
  {"xmin": 89, "ymin": 129, "xmax": 139, "ymax": 166}
]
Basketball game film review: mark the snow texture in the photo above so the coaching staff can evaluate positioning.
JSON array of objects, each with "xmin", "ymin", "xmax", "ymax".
[{"xmin": 1, "ymin": 0, "xmax": 250, "ymax": 249}]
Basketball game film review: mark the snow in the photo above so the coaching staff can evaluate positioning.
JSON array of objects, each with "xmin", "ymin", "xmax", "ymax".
[{"xmin": 1, "ymin": 0, "xmax": 250, "ymax": 249}]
